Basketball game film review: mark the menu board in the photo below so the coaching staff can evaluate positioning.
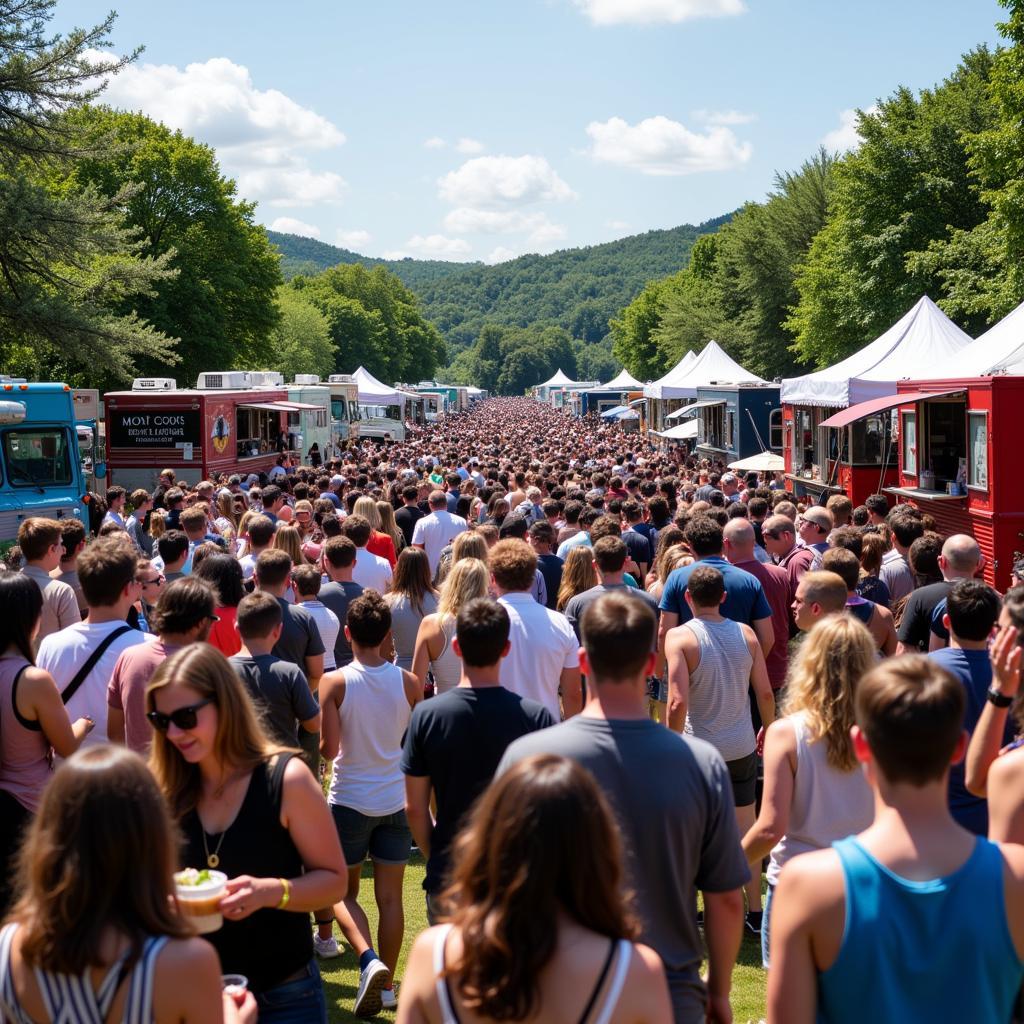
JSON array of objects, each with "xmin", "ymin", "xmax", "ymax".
[{"xmin": 108, "ymin": 409, "xmax": 202, "ymax": 449}]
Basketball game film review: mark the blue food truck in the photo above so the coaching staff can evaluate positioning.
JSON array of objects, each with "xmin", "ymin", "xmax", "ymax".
[{"xmin": 0, "ymin": 379, "xmax": 88, "ymax": 544}]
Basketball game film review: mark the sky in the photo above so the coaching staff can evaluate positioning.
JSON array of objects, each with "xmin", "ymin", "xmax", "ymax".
[{"xmin": 53, "ymin": 0, "xmax": 1006, "ymax": 264}]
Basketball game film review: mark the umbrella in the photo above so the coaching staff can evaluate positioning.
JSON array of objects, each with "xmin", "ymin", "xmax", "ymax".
[{"xmin": 728, "ymin": 451, "xmax": 785, "ymax": 473}]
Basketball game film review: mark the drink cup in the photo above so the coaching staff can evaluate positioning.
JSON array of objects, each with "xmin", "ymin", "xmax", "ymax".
[
  {"xmin": 174, "ymin": 869, "xmax": 227, "ymax": 934},
  {"xmin": 222, "ymin": 974, "xmax": 248, "ymax": 996}
]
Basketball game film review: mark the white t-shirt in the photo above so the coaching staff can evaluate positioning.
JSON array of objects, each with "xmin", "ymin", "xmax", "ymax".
[
  {"xmin": 411, "ymin": 510, "xmax": 468, "ymax": 575},
  {"xmin": 353, "ymin": 547, "xmax": 393, "ymax": 594},
  {"xmin": 497, "ymin": 592, "xmax": 580, "ymax": 720},
  {"xmin": 37, "ymin": 620, "xmax": 148, "ymax": 750},
  {"xmin": 303, "ymin": 600, "xmax": 341, "ymax": 670}
]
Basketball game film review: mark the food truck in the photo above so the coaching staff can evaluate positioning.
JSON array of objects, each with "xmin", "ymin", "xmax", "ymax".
[
  {"xmin": 352, "ymin": 366, "xmax": 426, "ymax": 443},
  {"xmin": 689, "ymin": 383, "xmax": 782, "ymax": 465},
  {"xmin": 286, "ymin": 376, "xmax": 331, "ymax": 462},
  {"xmin": 327, "ymin": 374, "xmax": 361, "ymax": 448},
  {"xmin": 0, "ymin": 379, "xmax": 88, "ymax": 543},
  {"xmin": 104, "ymin": 373, "xmax": 323, "ymax": 491}
]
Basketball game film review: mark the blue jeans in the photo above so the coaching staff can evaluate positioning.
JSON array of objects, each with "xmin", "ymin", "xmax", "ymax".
[
  {"xmin": 255, "ymin": 960, "xmax": 326, "ymax": 1024},
  {"xmin": 761, "ymin": 882, "xmax": 775, "ymax": 969}
]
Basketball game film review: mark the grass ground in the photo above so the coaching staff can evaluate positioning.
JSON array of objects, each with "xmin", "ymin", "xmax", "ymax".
[{"xmin": 319, "ymin": 853, "xmax": 768, "ymax": 1023}]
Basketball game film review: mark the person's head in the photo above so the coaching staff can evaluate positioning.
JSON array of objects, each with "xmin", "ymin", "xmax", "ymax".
[
  {"xmin": 684, "ymin": 564, "xmax": 725, "ymax": 613},
  {"xmin": 442, "ymin": 753, "xmax": 637, "ymax": 1019},
  {"xmin": 860, "ymin": 531, "xmax": 887, "ymax": 576},
  {"xmin": 291, "ymin": 498, "xmax": 313, "ymax": 531},
  {"xmin": 57, "ymin": 518, "xmax": 87, "ymax": 565},
  {"xmin": 177, "ymin": 505, "xmax": 207, "ymax": 541},
  {"xmin": 235, "ymin": 590, "xmax": 283, "ymax": 646},
  {"xmin": 940, "ymin": 534, "xmax": 982, "ymax": 580},
  {"xmin": 821, "ymin": 547, "xmax": 860, "ymax": 593},
  {"xmin": 78, "ymin": 537, "xmax": 140, "ymax": 610},
  {"xmin": 159, "ymin": 468, "xmax": 176, "ymax": 487},
  {"xmin": 164, "ymin": 487, "xmax": 184, "ymax": 510},
  {"xmin": 825, "ymin": 494, "xmax": 853, "ymax": 527},
  {"xmin": 401, "ymin": 485, "xmax": 419, "ymax": 505},
  {"xmin": 684, "ymin": 515, "xmax": 723, "ymax": 559},
  {"xmin": 17, "ymin": 517, "xmax": 64, "ymax": 570},
  {"xmin": 864, "ymin": 493, "xmax": 889, "ymax": 524},
  {"xmin": 762, "ymin": 514, "xmax": 797, "ymax": 558},
  {"xmin": 261, "ymin": 484, "xmax": 284, "ymax": 513},
  {"xmin": 792, "ymin": 570, "xmax": 848, "ymax": 632},
  {"xmin": 322, "ymin": 534, "xmax": 357, "ymax": 575},
  {"xmin": 290, "ymin": 563, "xmax": 322, "ymax": 600},
  {"xmin": 255, "ymin": 548, "xmax": 292, "ymax": 592},
  {"xmin": 452, "ymin": 597, "xmax": 511, "ymax": 669},
  {"xmin": 130, "ymin": 489, "xmax": 153, "ymax": 518},
  {"xmin": 8, "ymin": 745, "xmax": 190, "ymax": 975},
  {"xmin": 722, "ymin": 517, "xmax": 756, "ymax": 561},
  {"xmin": 428, "ymin": 490, "xmax": 448, "ymax": 511},
  {"xmin": 272, "ymin": 523, "xmax": 307, "ymax": 567},
  {"xmin": 489, "ymin": 538, "xmax": 538, "ymax": 594},
  {"xmin": 528, "ymin": 520, "xmax": 555, "ymax": 553},
  {"xmin": 152, "ymin": 577, "xmax": 217, "ymax": 640},
  {"xmin": 105, "ymin": 485, "xmax": 127, "ymax": 512},
  {"xmin": 828, "ymin": 525, "xmax": 863, "ymax": 560},
  {"xmin": 147, "ymin": 644, "xmax": 277, "ymax": 817},
  {"xmin": 389, "ymin": 547, "xmax": 433, "ymax": 612},
  {"xmin": 944, "ymin": 578, "xmax": 1000, "ymax": 644},
  {"xmin": 851, "ymin": 504, "xmax": 870, "ymax": 527},
  {"xmin": 498, "ymin": 515, "xmax": 529, "ymax": 542},
  {"xmin": 438, "ymin": 558, "xmax": 491, "ymax": 620},
  {"xmin": 557, "ymin": 546, "xmax": 597, "ymax": 611},
  {"xmin": 907, "ymin": 531, "xmax": 943, "ymax": 585},
  {"xmin": 352, "ymin": 495, "xmax": 381, "ymax": 531},
  {"xmin": 783, "ymin": 614, "xmax": 877, "ymax": 772},
  {"xmin": 156, "ymin": 529, "xmax": 189, "ymax": 573},
  {"xmin": 340, "ymin": 514, "xmax": 372, "ymax": 549},
  {"xmin": 854, "ymin": 655, "xmax": 965, "ymax": 787},
  {"xmin": 192, "ymin": 553, "xmax": 244, "ymax": 609},
  {"xmin": 580, "ymin": 590, "xmax": 656, "ymax": 685},
  {"xmin": 591, "ymin": 535, "xmax": 627, "ymax": 577},
  {"xmin": 345, "ymin": 590, "xmax": 391, "ymax": 650},
  {"xmin": 451, "ymin": 530, "xmax": 489, "ymax": 568},
  {"xmin": 797, "ymin": 506, "xmax": 832, "ymax": 547},
  {"xmin": 887, "ymin": 508, "xmax": 925, "ymax": 552},
  {"xmin": 0, "ymin": 570, "xmax": 43, "ymax": 662},
  {"xmin": 246, "ymin": 514, "xmax": 276, "ymax": 551}
]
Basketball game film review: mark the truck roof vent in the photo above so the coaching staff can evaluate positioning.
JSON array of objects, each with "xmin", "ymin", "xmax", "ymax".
[
  {"xmin": 328, "ymin": 374, "xmax": 356, "ymax": 384},
  {"xmin": 132, "ymin": 377, "xmax": 177, "ymax": 391},
  {"xmin": 196, "ymin": 371, "xmax": 252, "ymax": 390},
  {"xmin": 249, "ymin": 371, "xmax": 284, "ymax": 387},
  {"xmin": 293, "ymin": 374, "xmax": 321, "ymax": 386}
]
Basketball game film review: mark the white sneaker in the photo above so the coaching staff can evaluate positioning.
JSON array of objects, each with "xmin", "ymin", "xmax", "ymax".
[
  {"xmin": 354, "ymin": 958, "xmax": 390, "ymax": 1017},
  {"xmin": 313, "ymin": 934, "xmax": 341, "ymax": 959},
  {"xmin": 381, "ymin": 987, "xmax": 397, "ymax": 1011}
]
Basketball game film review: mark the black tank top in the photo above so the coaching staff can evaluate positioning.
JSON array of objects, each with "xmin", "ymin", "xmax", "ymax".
[{"xmin": 180, "ymin": 755, "xmax": 310, "ymax": 992}]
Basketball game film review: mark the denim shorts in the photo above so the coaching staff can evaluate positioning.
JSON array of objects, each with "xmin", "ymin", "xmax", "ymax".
[
  {"xmin": 255, "ymin": 959, "xmax": 326, "ymax": 1024},
  {"xmin": 331, "ymin": 803, "xmax": 411, "ymax": 866}
]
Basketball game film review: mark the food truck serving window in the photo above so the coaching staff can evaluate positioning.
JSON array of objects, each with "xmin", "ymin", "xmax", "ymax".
[
  {"xmin": 968, "ymin": 411, "xmax": 988, "ymax": 490},
  {"xmin": 902, "ymin": 411, "xmax": 917, "ymax": 477},
  {"xmin": 236, "ymin": 407, "xmax": 278, "ymax": 459},
  {"xmin": 3, "ymin": 428, "xmax": 71, "ymax": 487},
  {"xmin": 849, "ymin": 412, "xmax": 893, "ymax": 465},
  {"xmin": 922, "ymin": 397, "xmax": 966, "ymax": 489}
]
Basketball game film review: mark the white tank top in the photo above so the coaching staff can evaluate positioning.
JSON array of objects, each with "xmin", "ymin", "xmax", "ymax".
[
  {"xmin": 767, "ymin": 711, "xmax": 874, "ymax": 885},
  {"xmin": 430, "ymin": 616, "xmax": 462, "ymax": 695},
  {"xmin": 682, "ymin": 617, "xmax": 755, "ymax": 761},
  {"xmin": 328, "ymin": 659, "xmax": 410, "ymax": 816}
]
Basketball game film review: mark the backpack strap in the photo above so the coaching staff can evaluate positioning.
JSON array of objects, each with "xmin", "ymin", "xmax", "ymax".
[{"xmin": 60, "ymin": 625, "xmax": 133, "ymax": 706}]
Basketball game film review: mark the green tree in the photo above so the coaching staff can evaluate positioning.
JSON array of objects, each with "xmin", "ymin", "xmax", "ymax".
[
  {"xmin": 610, "ymin": 271, "xmax": 683, "ymax": 380},
  {"xmin": 0, "ymin": 1, "xmax": 178, "ymax": 384},
  {"xmin": 63, "ymin": 106, "xmax": 282, "ymax": 386},
  {"xmin": 265, "ymin": 287, "xmax": 335, "ymax": 380}
]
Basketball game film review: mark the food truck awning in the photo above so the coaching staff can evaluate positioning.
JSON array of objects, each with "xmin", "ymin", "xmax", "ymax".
[
  {"xmin": 818, "ymin": 388, "xmax": 966, "ymax": 429},
  {"xmin": 239, "ymin": 401, "xmax": 323, "ymax": 413},
  {"xmin": 667, "ymin": 399, "xmax": 726, "ymax": 420}
]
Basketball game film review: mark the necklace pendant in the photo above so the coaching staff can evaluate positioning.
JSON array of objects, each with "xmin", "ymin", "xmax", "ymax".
[{"xmin": 207, "ymin": 853, "xmax": 220, "ymax": 868}]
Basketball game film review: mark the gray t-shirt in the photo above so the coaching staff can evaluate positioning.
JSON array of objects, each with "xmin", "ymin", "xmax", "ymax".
[
  {"xmin": 229, "ymin": 653, "xmax": 318, "ymax": 746},
  {"xmin": 498, "ymin": 716, "xmax": 749, "ymax": 1023},
  {"xmin": 272, "ymin": 597, "xmax": 325, "ymax": 672},
  {"xmin": 563, "ymin": 583, "xmax": 659, "ymax": 644},
  {"xmin": 319, "ymin": 580, "xmax": 363, "ymax": 667}
]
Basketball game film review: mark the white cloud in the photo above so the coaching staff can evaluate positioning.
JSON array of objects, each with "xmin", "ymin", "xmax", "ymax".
[
  {"xmin": 485, "ymin": 246, "xmax": 520, "ymax": 265},
  {"xmin": 586, "ymin": 115, "xmax": 752, "ymax": 175},
  {"xmin": 822, "ymin": 106, "xmax": 879, "ymax": 152},
  {"xmin": 336, "ymin": 229, "xmax": 372, "ymax": 249},
  {"xmin": 606, "ymin": 219, "xmax": 630, "ymax": 231},
  {"xmin": 269, "ymin": 217, "xmax": 321, "ymax": 238},
  {"xmin": 438, "ymin": 155, "xmax": 577, "ymax": 209},
  {"xmin": 387, "ymin": 234, "xmax": 473, "ymax": 260},
  {"xmin": 573, "ymin": 0, "xmax": 745, "ymax": 25},
  {"xmin": 693, "ymin": 108, "xmax": 757, "ymax": 126},
  {"xmin": 456, "ymin": 137, "xmax": 485, "ymax": 155},
  {"xmin": 442, "ymin": 206, "xmax": 565, "ymax": 241},
  {"xmin": 91, "ymin": 53, "xmax": 347, "ymax": 208},
  {"xmin": 423, "ymin": 136, "xmax": 446, "ymax": 149}
]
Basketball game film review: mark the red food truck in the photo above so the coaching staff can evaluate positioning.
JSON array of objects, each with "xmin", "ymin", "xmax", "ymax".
[{"xmin": 104, "ymin": 373, "xmax": 323, "ymax": 492}]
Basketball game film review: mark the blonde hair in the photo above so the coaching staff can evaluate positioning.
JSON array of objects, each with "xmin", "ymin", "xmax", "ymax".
[
  {"xmin": 375, "ymin": 500, "xmax": 404, "ymax": 552},
  {"xmin": 557, "ymin": 546, "xmax": 597, "ymax": 612},
  {"xmin": 452, "ymin": 531, "xmax": 488, "ymax": 566},
  {"xmin": 216, "ymin": 492, "xmax": 237, "ymax": 535},
  {"xmin": 437, "ymin": 557, "xmax": 490, "ymax": 620},
  {"xmin": 273, "ymin": 524, "xmax": 307, "ymax": 566},
  {"xmin": 148, "ymin": 507, "xmax": 167, "ymax": 540},
  {"xmin": 782, "ymin": 615, "xmax": 876, "ymax": 771},
  {"xmin": 147, "ymin": 645, "xmax": 288, "ymax": 818},
  {"xmin": 353, "ymin": 495, "xmax": 381, "ymax": 531}
]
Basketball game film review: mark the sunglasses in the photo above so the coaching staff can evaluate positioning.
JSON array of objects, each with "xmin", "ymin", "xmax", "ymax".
[
  {"xmin": 146, "ymin": 699, "xmax": 213, "ymax": 733},
  {"xmin": 137, "ymin": 573, "xmax": 165, "ymax": 586}
]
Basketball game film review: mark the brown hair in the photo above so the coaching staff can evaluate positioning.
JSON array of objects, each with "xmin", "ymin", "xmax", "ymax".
[
  {"xmin": 489, "ymin": 538, "xmax": 537, "ymax": 593},
  {"xmin": 152, "ymin": 577, "xmax": 216, "ymax": 635},
  {"xmin": 323, "ymin": 534, "xmax": 357, "ymax": 569},
  {"xmin": 177, "ymin": 506, "xmax": 207, "ymax": 535},
  {"xmin": 860, "ymin": 531, "xmax": 887, "ymax": 576},
  {"xmin": 10, "ymin": 745, "xmax": 191, "ymax": 974},
  {"xmin": 821, "ymin": 547, "xmax": 860, "ymax": 591},
  {"xmin": 255, "ymin": 548, "xmax": 292, "ymax": 588},
  {"xmin": 59, "ymin": 517, "xmax": 87, "ymax": 559},
  {"xmin": 236, "ymin": 590, "xmax": 283, "ymax": 639},
  {"xmin": 387, "ymin": 547, "xmax": 435, "ymax": 617},
  {"xmin": 16, "ymin": 517, "xmax": 62, "ymax": 562},
  {"xmin": 855, "ymin": 655, "xmax": 964, "ymax": 785},
  {"xmin": 556, "ymin": 546, "xmax": 597, "ymax": 612},
  {"xmin": 442, "ymin": 754, "xmax": 638, "ymax": 1020},
  {"xmin": 799, "ymin": 571, "xmax": 848, "ymax": 614},
  {"xmin": 291, "ymin": 563, "xmax": 322, "ymax": 597},
  {"xmin": 273, "ymin": 524, "xmax": 308, "ymax": 567},
  {"xmin": 592, "ymin": 535, "xmax": 626, "ymax": 574},
  {"xmin": 78, "ymin": 537, "xmax": 137, "ymax": 608},
  {"xmin": 581, "ymin": 591, "xmax": 655, "ymax": 681}
]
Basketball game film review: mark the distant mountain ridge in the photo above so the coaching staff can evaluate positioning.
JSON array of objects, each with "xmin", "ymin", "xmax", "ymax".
[{"xmin": 268, "ymin": 214, "xmax": 731, "ymax": 351}]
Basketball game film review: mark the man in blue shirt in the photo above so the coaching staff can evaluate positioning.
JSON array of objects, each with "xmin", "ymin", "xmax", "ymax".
[
  {"xmin": 929, "ymin": 578, "xmax": 1010, "ymax": 835},
  {"xmin": 658, "ymin": 515, "xmax": 774, "ymax": 659}
]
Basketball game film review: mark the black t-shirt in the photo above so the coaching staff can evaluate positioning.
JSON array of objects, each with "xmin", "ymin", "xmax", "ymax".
[
  {"xmin": 401, "ymin": 686, "xmax": 555, "ymax": 892},
  {"xmin": 395, "ymin": 504, "xmax": 425, "ymax": 547},
  {"xmin": 896, "ymin": 580, "xmax": 953, "ymax": 651},
  {"xmin": 622, "ymin": 528, "xmax": 653, "ymax": 569},
  {"xmin": 536, "ymin": 553, "xmax": 564, "ymax": 610}
]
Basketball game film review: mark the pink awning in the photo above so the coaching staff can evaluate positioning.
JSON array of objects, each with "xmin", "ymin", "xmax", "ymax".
[{"xmin": 818, "ymin": 389, "xmax": 965, "ymax": 429}]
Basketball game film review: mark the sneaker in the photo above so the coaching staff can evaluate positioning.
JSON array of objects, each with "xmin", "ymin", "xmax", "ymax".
[
  {"xmin": 381, "ymin": 987, "xmax": 398, "ymax": 1011},
  {"xmin": 313, "ymin": 933, "xmax": 341, "ymax": 959},
  {"xmin": 745, "ymin": 911, "xmax": 763, "ymax": 935},
  {"xmin": 354, "ymin": 958, "xmax": 390, "ymax": 1018}
]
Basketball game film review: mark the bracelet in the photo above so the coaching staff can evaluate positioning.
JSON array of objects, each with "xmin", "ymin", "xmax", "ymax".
[{"xmin": 276, "ymin": 877, "xmax": 291, "ymax": 910}]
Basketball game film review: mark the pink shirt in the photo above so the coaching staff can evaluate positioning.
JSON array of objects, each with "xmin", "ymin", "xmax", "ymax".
[
  {"xmin": 0, "ymin": 656, "xmax": 51, "ymax": 812},
  {"xmin": 107, "ymin": 639, "xmax": 180, "ymax": 753}
]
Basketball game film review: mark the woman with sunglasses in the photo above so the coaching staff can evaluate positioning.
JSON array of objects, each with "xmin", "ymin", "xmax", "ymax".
[{"xmin": 147, "ymin": 644, "xmax": 347, "ymax": 1023}]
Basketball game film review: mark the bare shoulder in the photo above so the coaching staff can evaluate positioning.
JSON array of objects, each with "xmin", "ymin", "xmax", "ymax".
[
  {"xmin": 157, "ymin": 935, "xmax": 219, "ymax": 975},
  {"xmin": 631, "ymin": 941, "xmax": 666, "ymax": 979},
  {"xmin": 991, "ymin": 747, "xmax": 1024, "ymax": 790},
  {"xmin": 764, "ymin": 716, "xmax": 798, "ymax": 752},
  {"xmin": 875, "ymin": 603, "xmax": 894, "ymax": 623},
  {"xmin": 776, "ymin": 848, "xmax": 845, "ymax": 911},
  {"xmin": 153, "ymin": 936, "xmax": 221, "ymax": 1003}
]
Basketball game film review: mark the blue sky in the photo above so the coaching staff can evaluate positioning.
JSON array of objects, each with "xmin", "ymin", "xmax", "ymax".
[{"xmin": 55, "ymin": 0, "xmax": 1005, "ymax": 263}]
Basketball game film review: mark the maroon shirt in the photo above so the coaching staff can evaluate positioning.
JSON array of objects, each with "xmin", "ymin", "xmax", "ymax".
[{"xmin": 733, "ymin": 559, "xmax": 791, "ymax": 691}]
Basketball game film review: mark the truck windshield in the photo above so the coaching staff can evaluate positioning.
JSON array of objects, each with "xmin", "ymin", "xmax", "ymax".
[{"xmin": 4, "ymin": 428, "xmax": 72, "ymax": 487}]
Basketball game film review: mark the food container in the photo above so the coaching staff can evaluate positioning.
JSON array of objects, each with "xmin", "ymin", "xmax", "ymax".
[
  {"xmin": 174, "ymin": 868, "xmax": 227, "ymax": 934},
  {"xmin": 222, "ymin": 974, "xmax": 248, "ymax": 996}
]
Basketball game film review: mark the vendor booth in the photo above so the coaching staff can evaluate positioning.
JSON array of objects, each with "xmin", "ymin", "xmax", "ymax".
[
  {"xmin": 576, "ymin": 367, "xmax": 645, "ymax": 416},
  {"xmin": 780, "ymin": 296, "xmax": 972, "ymax": 506},
  {"xmin": 679, "ymin": 382, "xmax": 781, "ymax": 465}
]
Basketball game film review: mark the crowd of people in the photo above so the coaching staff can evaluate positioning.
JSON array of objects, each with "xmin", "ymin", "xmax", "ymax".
[{"xmin": 0, "ymin": 395, "xmax": 1023, "ymax": 1022}]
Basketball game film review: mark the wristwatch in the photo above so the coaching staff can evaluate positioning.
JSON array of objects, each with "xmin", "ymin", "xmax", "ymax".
[{"xmin": 986, "ymin": 687, "xmax": 1015, "ymax": 708}]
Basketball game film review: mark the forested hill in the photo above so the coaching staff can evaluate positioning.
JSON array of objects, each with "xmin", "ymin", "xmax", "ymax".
[{"xmin": 269, "ymin": 215, "xmax": 730, "ymax": 350}]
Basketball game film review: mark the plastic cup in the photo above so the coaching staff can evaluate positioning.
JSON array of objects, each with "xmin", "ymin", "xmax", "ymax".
[
  {"xmin": 174, "ymin": 869, "xmax": 227, "ymax": 934},
  {"xmin": 222, "ymin": 974, "xmax": 248, "ymax": 996}
]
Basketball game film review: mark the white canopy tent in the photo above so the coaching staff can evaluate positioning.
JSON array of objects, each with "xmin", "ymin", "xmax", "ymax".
[
  {"xmin": 353, "ymin": 366, "xmax": 410, "ymax": 405},
  {"xmin": 655, "ymin": 420, "xmax": 699, "ymax": 440},
  {"xmin": 644, "ymin": 341, "xmax": 765, "ymax": 400},
  {"xmin": 604, "ymin": 367, "xmax": 643, "ymax": 389},
  {"xmin": 927, "ymin": 298, "xmax": 1024, "ymax": 377},
  {"xmin": 537, "ymin": 368, "xmax": 576, "ymax": 389},
  {"xmin": 780, "ymin": 296, "xmax": 973, "ymax": 408}
]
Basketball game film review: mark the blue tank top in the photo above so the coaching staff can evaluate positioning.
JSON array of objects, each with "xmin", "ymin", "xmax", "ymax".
[{"xmin": 819, "ymin": 837, "xmax": 1022, "ymax": 1023}]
